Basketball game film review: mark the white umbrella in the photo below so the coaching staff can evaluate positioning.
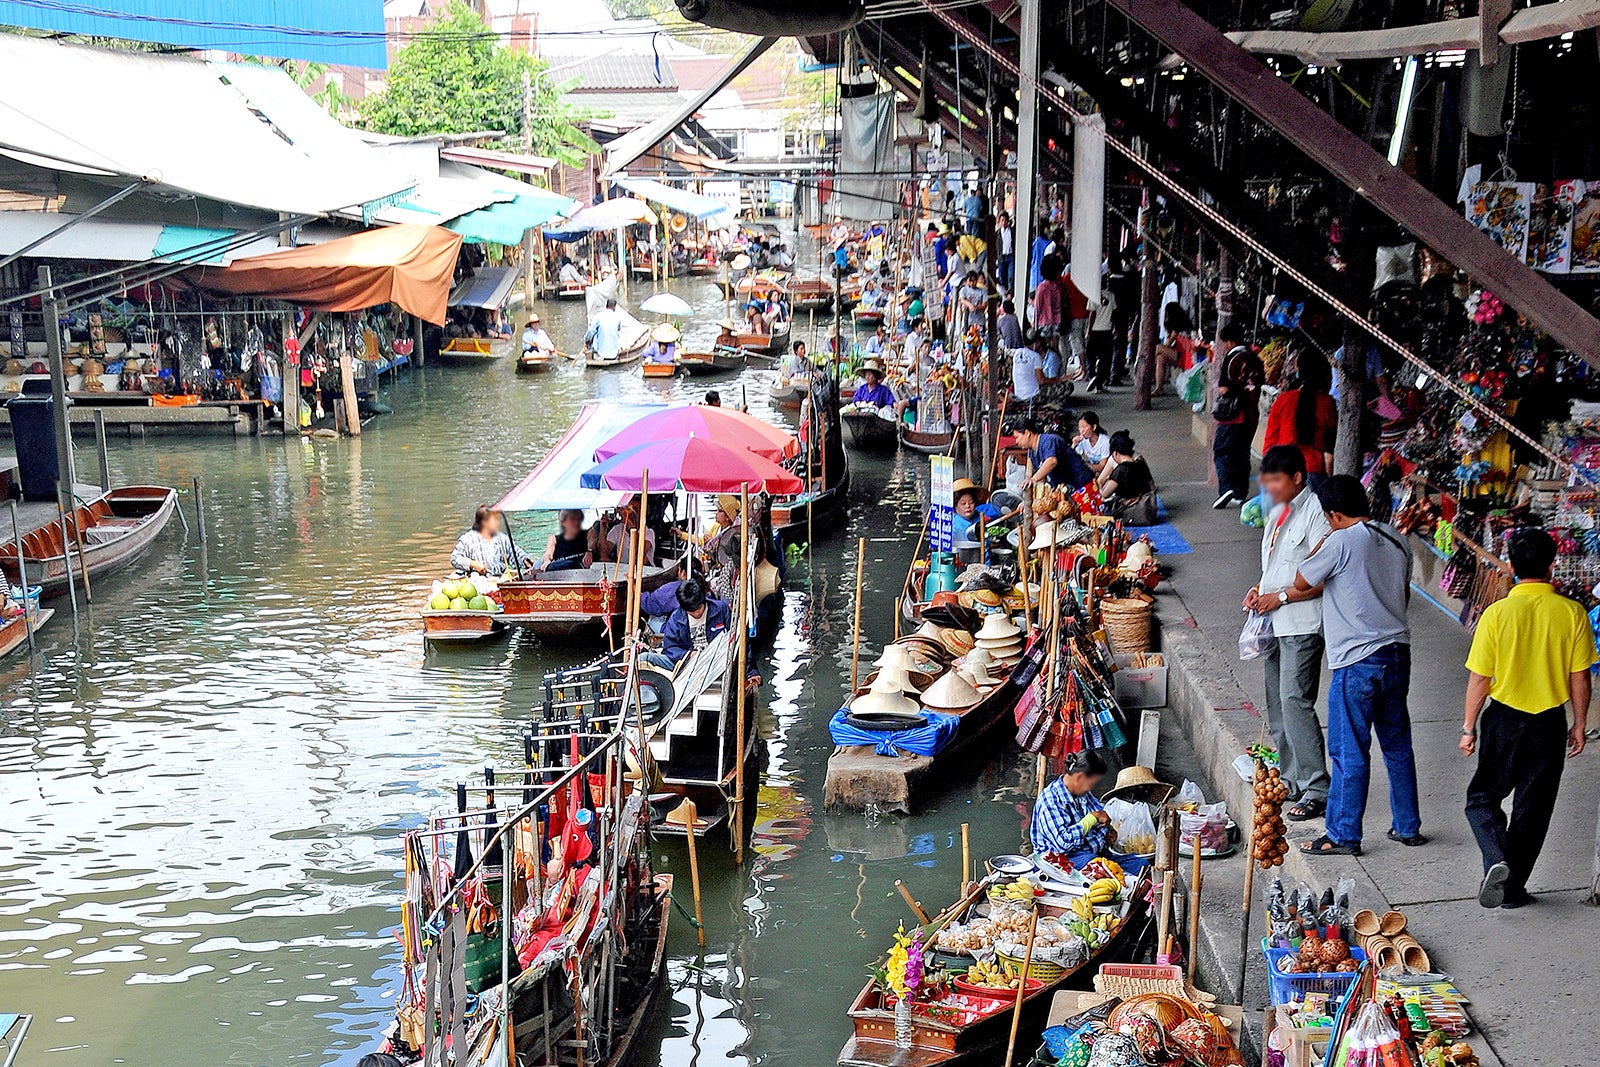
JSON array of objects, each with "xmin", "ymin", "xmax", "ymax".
[{"xmin": 640, "ymin": 293, "xmax": 693, "ymax": 317}]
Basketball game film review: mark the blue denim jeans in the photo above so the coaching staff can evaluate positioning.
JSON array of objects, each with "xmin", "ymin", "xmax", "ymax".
[{"xmin": 1325, "ymin": 642, "xmax": 1421, "ymax": 846}]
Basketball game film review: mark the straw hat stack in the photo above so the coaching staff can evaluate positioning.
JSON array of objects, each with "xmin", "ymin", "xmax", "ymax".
[
  {"xmin": 864, "ymin": 662, "xmax": 924, "ymax": 696},
  {"xmin": 959, "ymin": 647, "xmax": 1004, "ymax": 688},
  {"xmin": 917, "ymin": 621, "xmax": 974, "ymax": 659},
  {"xmin": 919, "ymin": 670, "xmax": 983, "ymax": 714},
  {"xmin": 849, "ymin": 671, "xmax": 921, "ymax": 718},
  {"xmin": 973, "ymin": 613, "xmax": 1025, "ymax": 665},
  {"xmin": 887, "ymin": 637, "xmax": 948, "ymax": 672}
]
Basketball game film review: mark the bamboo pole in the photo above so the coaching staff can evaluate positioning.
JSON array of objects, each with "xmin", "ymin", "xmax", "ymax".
[
  {"xmin": 1187, "ymin": 835, "xmax": 1204, "ymax": 983},
  {"xmin": 65, "ymin": 503, "xmax": 92, "ymax": 603},
  {"xmin": 850, "ymin": 536, "xmax": 867, "ymax": 689},
  {"xmin": 682, "ymin": 798, "xmax": 706, "ymax": 948},
  {"xmin": 985, "ymin": 392, "xmax": 1011, "ymax": 490},
  {"xmin": 1236, "ymin": 759, "xmax": 1263, "ymax": 1000},
  {"xmin": 960, "ymin": 822, "xmax": 971, "ymax": 895},
  {"xmin": 894, "ymin": 879, "xmax": 931, "ymax": 924},
  {"xmin": 1001, "ymin": 909, "xmax": 1040, "ymax": 1067},
  {"xmin": 733, "ymin": 484, "xmax": 750, "ymax": 864}
]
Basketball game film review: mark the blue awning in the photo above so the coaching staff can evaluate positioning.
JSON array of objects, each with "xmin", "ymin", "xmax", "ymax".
[
  {"xmin": 611, "ymin": 177, "xmax": 734, "ymax": 225},
  {"xmin": 447, "ymin": 188, "xmax": 578, "ymax": 245},
  {"xmin": 449, "ymin": 267, "xmax": 519, "ymax": 309}
]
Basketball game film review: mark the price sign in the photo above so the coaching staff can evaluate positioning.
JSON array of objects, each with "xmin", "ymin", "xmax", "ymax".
[{"xmin": 930, "ymin": 454, "xmax": 955, "ymax": 552}]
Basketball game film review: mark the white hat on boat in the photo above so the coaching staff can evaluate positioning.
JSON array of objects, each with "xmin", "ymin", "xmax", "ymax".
[
  {"xmin": 975, "ymin": 613, "xmax": 1022, "ymax": 642},
  {"xmin": 867, "ymin": 664, "xmax": 923, "ymax": 696},
  {"xmin": 873, "ymin": 644, "xmax": 917, "ymax": 670},
  {"xmin": 920, "ymin": 670, "xmax": 982, "ymax": 711},
  {"xmin": 849, "ymin": 689, "xmax": 920, "ymax": 718}
]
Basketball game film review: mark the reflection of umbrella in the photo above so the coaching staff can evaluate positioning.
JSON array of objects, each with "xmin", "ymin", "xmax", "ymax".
[
  {"xmin": 595, "ymin": 405, "xmax": 799, "ymax": 462},
  {"xmin": 640, "ymin": 292, "xmax": 693, "ymax": 317},
  {"xmin": 581, "ymin": 437, "xmax": 804, "ymax": 494}
]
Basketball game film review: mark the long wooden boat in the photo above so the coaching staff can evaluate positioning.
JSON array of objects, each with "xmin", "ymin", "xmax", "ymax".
[
  {"xmin": 823, "ymin": 634, "xmax": 1035, "ymax": 814},
  {"xmin": 842, "ymin": 409, "xmax": 900, "ymax": 452},
  {"xmin": 680, "ymin": 348, "xmax": 746, "ymax": 376},
  {"xmin": 735, "ymin": 319, "xmax": 791, "ymax": 356},
  {"xmin": 0, "ymin": 485, "xmax": 176, "ymax": 597},
  {"xmin": 499, "ymin": 563, "xmax": 675, "ymax": 638},
  {"xmin": 769, "ymin": 380, "xmax": 806, "ymax": 410},
  {"xmin": 438, "ymin": 335, "xmax": 514, "ymax": 362},
  {"xmin": 585, "ymin": 326, "xmax": 650, "ymax": 368},
  {"xmin": 0, "ymin": 606, "xmax": 51, "ymax": 658},
  {"xmin": 772, "ymin": 464, "xmax": 850, "ymax": 546},
  {"xmin": 554, "ymin": 281, "xmax": 588, "ymax": 300},
  {"xmin": 851, "ymin": 307, "xmax": 886, "ymax": 329},
  {"xmin": 900, "ymin": 424, "xmax": 964, "ymax": 455},
  {"xmin": 837, "ymin": 880, "xmax": 1150, "ymax": 1066},
  {"xmin": 790, "ymin": 275, "xmax": 834, "ymax": 311}
]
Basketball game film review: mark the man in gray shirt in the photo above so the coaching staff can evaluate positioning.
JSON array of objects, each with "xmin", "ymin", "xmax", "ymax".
[{"xmin": 1292, "ymin": 474, "xmax": 1425, "ymax": 857}]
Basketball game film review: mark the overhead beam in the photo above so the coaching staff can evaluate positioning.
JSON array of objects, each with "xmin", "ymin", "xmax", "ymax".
[{"xmin": 1105, "ymin": 0, "xmax": 1600, "ymax": 364}]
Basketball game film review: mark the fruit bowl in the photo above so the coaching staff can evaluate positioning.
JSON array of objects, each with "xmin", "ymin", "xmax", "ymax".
[{"xmin": 952, "ymin": 975, "xmax": 1044, "ymax": 997}]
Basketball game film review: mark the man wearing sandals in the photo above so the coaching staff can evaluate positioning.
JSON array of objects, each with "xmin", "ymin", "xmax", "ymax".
[
  {"xmin": 1242, "ymin": 446, "xmax": 1332, "ymax": 823},
  {"xmin": 1290, "ymin": 475, "xmax": 1425, "ymax": 857},
  {"xmin": 1461, "ymin": 528, "xmax": 1593, "ymax": 909}
]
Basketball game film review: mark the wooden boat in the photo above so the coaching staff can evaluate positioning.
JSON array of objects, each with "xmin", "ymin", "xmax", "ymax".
[
  {"xmin": 823, "ymin": 634, "xmax": 1035, "ymax": 813},
  {"xmin": 421, "ymin": 606, "xmax": 504, "ymax": 643},
  {"xmin": 641, "ymin": 359, "xmax": 680, "ymax": 378},
  {"xmin": 497, "ymin": 562, "xmax": 675, "ymax": 638},
  {"xmin": 679, "ymin": 348, "xmax": 746, "ymax": 376},
  {"xmin": 0, "ymin": 485, "xmax": 176, "ymax": 597},
  {"xmin": 438, "ymin": 335, "xmax": 514, "ymax": 362},
  {"xmin": 515, "ymin": 346, "xmax": 562, "ymax": 373},
  {"xmin": 585, "ymin": 322, "xmax": 650, "ymax": 368},
  {"xmin": 842, "ymin": 408, "xmax": 900, "ymax": 452},
  {"xmin": 769, "ymin": 380, "xmax": 806, "ymax": 410},
  {"xmin": 851, "ymin": 306, "xmax": 886, "ymax": 329},
  {"xmin": 554, "ymin": 281, "xmax": 588, "ymax": 300},
  {"xmin": 735, "ymin": 318, "xmax": 791, "ymax": 355},
  {"xmin": 0, "ymin": 606, "xmax": 51, "ymax": 657},
  {"xmin": 900, "ymin": 423, "xmax": 964, "ymax": 455},
  {"xmin": 789, "ymin": 275, "xmax": 834, "ymax": 311},
  {"xmin": 837, "ymin": 878, "xmax": 1149, "ymax": 1066}
]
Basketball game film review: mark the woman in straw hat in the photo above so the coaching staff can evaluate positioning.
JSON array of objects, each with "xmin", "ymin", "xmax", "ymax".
[
  {"xmin": 851, "ymin": 359, "xmax": 895, "ymax": 409},
  {"xmin": 643, "ymin": 323, "xmax": 680, "ymax": 365},
  {"xmin": 713, "ymin": 318, "xmax": 740, "ymax": 352},
  {"xmin": 951, "ymin": 477, "xmax": 988, "ymax": 544}
]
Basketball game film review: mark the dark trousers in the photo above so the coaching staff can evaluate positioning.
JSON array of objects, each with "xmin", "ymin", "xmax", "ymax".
[
  {"xmin": 998, "ymin": 253, "xmax": 1015, "ymax": 293},
  {"xmin": 1465, "ymin": 700, "xmax": 1568, "ymax": 893},
  {"xmin": 1087, "ymin": 330, "xmax": 1114, "ymax": 384},
  {"xmin": 1212, "ymin": 419, "xmax": 1254, "ymax": 500}
]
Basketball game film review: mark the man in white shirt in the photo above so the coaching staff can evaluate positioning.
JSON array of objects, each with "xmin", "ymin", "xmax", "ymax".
[
  {"xmin": 585, "ymin": 299, "xmax": 623, "ymax": 362},
  {"xmin": 1011, "ymin": 333, "xmax": 1048, "ymax": 408},
  {"xmin": 996, "ymin": 211, "xmax": 1015, "ymax": 294},
  {"xmin": 1242, "ymin": 445, "xmax": 1332, "ymax": 818}
]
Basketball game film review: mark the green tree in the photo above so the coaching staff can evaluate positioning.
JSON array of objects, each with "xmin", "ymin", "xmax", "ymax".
[{"xmin": 358, "ymin": 2, "xmax": 597, "ymax": 167}]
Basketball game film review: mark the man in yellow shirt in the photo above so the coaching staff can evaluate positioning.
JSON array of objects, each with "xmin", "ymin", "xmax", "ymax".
[{"xmin": 1461, "ymin": 529, "xmax": 1595, "ymax": 909}]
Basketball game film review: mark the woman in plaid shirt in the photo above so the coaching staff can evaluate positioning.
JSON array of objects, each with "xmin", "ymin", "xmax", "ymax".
[{"xmin": 1030, "ymin": 751, "xmax": 1151, "ymax": 874}]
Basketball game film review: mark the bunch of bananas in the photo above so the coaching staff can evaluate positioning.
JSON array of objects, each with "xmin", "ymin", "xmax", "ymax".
[
  {"xmin": 963, "ymin": 958, "xmax": 1024, "ymax": 990},
  {"xmin": 1066, "ymin": 912, "xmax": 1119, "ymax": 949},
  {"xmin": 1086, "ymin": 878, "xmax": 1121, "ymax": 905},
  {"xmin": 989, "ymin": 877, "xmax": 1038, "ymax": 904}
]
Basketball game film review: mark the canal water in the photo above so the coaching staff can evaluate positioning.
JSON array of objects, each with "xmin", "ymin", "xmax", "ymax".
[{"xmin": 0, "ymin": 271, "xmax": 1039, "ymax": 1066}]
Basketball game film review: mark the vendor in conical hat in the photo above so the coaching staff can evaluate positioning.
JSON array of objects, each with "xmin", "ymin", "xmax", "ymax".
[
  {"xmin": 643, "ymin": 322, "xmax": 680, "ymax": 365},
  {"xmin": 714, "ymin": 318, "xmax": 740, "ymax": 351},
  {"xmin": 1031, "ymin": 750, "xmax": 1151, "ymax": 875},
  {"xmin": 851, "ymin": 358, "xmax": 895, "ymax": 409}
]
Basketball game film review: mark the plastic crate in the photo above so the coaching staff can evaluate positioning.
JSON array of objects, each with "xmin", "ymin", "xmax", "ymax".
[{"xmin": 1263, "ymin": 946, "xmax": 1365, "ymax": 1005}]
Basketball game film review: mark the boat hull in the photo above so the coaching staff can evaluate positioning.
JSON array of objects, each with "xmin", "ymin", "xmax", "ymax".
[
  {"xmin": 438, "ymin": 337, "xmax": 514, "ymax": 362},
  {"xmin": 680, "ymin": 351, "xmax": 745, "ymax": 376},
  {"xmin": 641, "ymin": 361, "xmax": 680, "ymax": 378},
  {"xmin": 771, "ymin": 466, "xmax": 850, "ymax": 545},
  {"xmin": 900, "ymin": 425, "xmax": 964, "ymax": 455},
  {"xmin": 0, "ymin": 485, "xmax": 176, "ymax": 597},
  {"xmin": 735, "ymin": 322, "xmax": 791, "ymax": 355},
  {"xmin": 843, "ymin": 411, "xmax": 899, "ymax": 452},
  {"xmin": 0, "ymin": 606, "xmax": 50, "ymax": 657},
  {"xmin": 422, "ymin": 610, "xmax": 503, "ymax": 642},
  {"xmin": 496, "ymin": 566, "xmax": 673, "ymax": 638}
]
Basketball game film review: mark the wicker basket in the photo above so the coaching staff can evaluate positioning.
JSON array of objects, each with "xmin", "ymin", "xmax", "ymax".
[
  {"xmin": 1101, "ymin": 597, "xmax": 1153, "ymax": 654},
  {"xmin": 996, "ymin": 948, "xmax": 1068, "ymax": 983}
]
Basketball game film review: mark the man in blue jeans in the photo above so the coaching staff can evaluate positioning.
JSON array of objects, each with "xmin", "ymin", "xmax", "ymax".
[{"xmin": 1291, "ymin": 474, "xmax": 1425, "ymax": 856}]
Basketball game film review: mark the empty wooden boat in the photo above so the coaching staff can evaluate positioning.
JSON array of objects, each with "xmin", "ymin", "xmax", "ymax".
[{"xmin": 0, "ymin": 485, "xmax": 177, "ymax": 597}]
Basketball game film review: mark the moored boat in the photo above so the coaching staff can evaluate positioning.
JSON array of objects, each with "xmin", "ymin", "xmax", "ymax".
[
  {"xmin": 641, "ymin": 359, "xmax": 679, "ymax": 378},
  {"xmin": 680, "ymin": 348, "xmax": 746, "ymax": 376},
  {"xmin": 900, "ymin": 423, "xmax": 964, "ymax": 455},
  {"xmin": 0, "ymin": 485, "xmax": 176, "ymax": 597},
  {"xmin": 0, "ymin": 604, "xmax": 51, "ymax": 657},
  {"xmin": 851, "ymin": 306, "xmax": 885, "ymax": 329},
  {"xmin": 841, "ymin": 407, "xmax": 899, "ymax": 452},
  {"xmin": 735, "ymin": 317, "xmax": 791, "ymax": 356},
  {"xmin": 438, "ymin": 334, "xmax": 514, "ymax": 362},
  {"xmin": 789, "ymin": 275, "xmax": 834, "ymax": 311}
]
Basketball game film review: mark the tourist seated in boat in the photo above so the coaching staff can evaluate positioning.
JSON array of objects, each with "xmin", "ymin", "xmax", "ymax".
[
  {"xmin": 521, "ymin": 314, "xmax": 553, "ymax": 354},
  {"xmin": 643, "ymin": 323, "xmax": 679, "ymax": 364},
  {"xmin": 557, "ymin": 257, "xmax": 588, "ymax": 287},
  {"xmin": 540, "ymin": 509, "xmax": 592, "ymax": 572},
  {"xmin": 1097, "ymin": 431, "xmax": 1159, "ymax": 525},
  {"xmin": 585, "ymin": 298, "xmax": 623, "ymax": 361},
  {"xmin": 744, "ymin": 301, "xmax": 773, "ymax": 335},
  {"xmin": 486, "ymin": 310, "xmax": 513, "ymax": 339},
  {"xmin": 779, "ymin": 341, "xmax": 810, "ymax": 382},
  {"xmin": 640, "ymin": 556, "xmax": 699, "ymax": 634},
  {"xmin": 1009, "ymin": 415, "xmax": 1095, "ymax": 491},
  {"xmin": 950, "ymin": 478, "xmax": 988, "ymax": 544},
  {"xmin": 862, "ymin": 324, "xmax": 890, "ymax": 357},
  {"xmin": 642, "ymin": 578, "xmax": 730, "ymax": 670},
  {"xmin": 772, "ymin": 243, "xmax": 795, "ymax": 269},
  {"xmin": 451, "ymin": 506, "xmax": 533, "ymax": 577},
  {"xmin": 1031, "ymin": 750, "xmax": 1152, "ymax": 874},
  {"xmin": 601, "ymin": 502, "xmax": 656, "ymax": 566},
  {"xmin": 713, "ymin": 318, "xmax": 740, "ymax": 352},
  {"xmin": 859, "ymin": 279, "xmax": 887, "ymax": 311},
  {"xmin": 850, "ymin": 359, "xmax": 895, "ymax": 409}
]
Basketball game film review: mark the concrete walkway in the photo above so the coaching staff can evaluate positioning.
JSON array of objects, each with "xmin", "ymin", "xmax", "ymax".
[{"xmin": 1076, "ymin": 381, "xmax": 1600, "ymax": 1066}]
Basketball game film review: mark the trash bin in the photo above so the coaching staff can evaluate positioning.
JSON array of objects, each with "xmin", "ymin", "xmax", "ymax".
[{"xmin": 6, "ymin": 394, "xmax": 69, "ymax": 502}]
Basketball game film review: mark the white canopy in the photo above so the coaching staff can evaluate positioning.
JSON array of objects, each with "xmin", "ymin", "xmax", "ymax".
[{"xmin": 495, "ymin": 402, "xmax": 668, "ymax": 513}]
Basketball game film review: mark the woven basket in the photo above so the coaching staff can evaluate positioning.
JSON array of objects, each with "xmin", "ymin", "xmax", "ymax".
[
  {"xmin": 1101, "ymin": 597, "xmax": 1153, "ymax": 654},
  {"xmin": 997, "ymin": 948, "xmax": 1068, "ymax": 983}
]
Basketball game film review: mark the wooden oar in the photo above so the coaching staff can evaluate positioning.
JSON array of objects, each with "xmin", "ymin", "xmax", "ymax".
[
  {"xmin": 850, "ymin": 535, "xmax": 866, "ymax": 690},
  {"xmin": 1001, "ymin": 909, "xmax": 1040, "ymax": 1067},
  {"xmin": 894, "ymin": 879, "xmax": 931, "ymax": 924}
]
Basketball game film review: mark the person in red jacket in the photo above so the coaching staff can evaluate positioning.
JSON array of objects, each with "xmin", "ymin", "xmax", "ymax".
[
  {"xmin": 1263, "ymin": 350, "xmax": 1338, "ymax": 488},
  {"xmin": 1031, "ymin": 253, "xmax": 1064, "ymax": 341}
]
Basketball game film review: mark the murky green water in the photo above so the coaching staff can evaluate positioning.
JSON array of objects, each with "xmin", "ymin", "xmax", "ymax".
[{"xmin": 0, "ymin": 272, "xmax": 1038, "ymax": 1066}]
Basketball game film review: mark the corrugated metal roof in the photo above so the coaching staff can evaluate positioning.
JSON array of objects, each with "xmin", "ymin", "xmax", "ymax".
[
  {"xmin": 449, "ymin": 266, "xmax": 520, "ymax": 309},
  {"xmin": 0, "ymin": 213, "xmax": 275, "ymax": 264},
  {"xmin": 546, "ymin": 53, "xmax": 678, "ymax": 92}
]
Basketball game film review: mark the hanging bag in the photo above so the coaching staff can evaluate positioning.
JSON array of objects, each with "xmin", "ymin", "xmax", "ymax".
[{"xmin": 1238, "ymin": 610, "xmax": 1276, "ymax": 661}]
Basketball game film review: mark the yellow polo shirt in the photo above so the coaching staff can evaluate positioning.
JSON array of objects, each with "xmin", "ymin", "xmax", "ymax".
[{"xmin": 1465, "ymin": 582, "xmax": 1598, "ymax": 713}]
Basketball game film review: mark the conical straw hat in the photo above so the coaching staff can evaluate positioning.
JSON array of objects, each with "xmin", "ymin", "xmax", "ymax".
[
  {"xmin": 975, "ymin": 613, "xmax": 1022, "ymax": 641},
  {"xmin": 959, "ymin": 657, "xmax": 1002, "ymax": 687},
  {"xmin": 868, "ymin": 664, "xmax": 923, "ymax": 695},
  {"xmin": 850, "ymin": 689, "xmax": 920, "ymax": 717},
  {"xmin": 874, "ymin": 644, "xmax": 916, "ymax": 670},
  {"xmin": 921, "ymin": 670, "xmax": 982, "ymax": 710}
]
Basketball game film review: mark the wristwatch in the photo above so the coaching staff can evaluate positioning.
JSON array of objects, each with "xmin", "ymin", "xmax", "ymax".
[
  {"xmin": 1277, "ymin": 590, "xmax": 1290, "ymax": 605},
  {"xmin": 1461, "ymin": 728, "xmax": 1475, "ymax": 736}
]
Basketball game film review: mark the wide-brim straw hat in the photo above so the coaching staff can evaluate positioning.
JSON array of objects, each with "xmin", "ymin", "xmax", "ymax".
[
  {"xmin": 1103, "ymin": 765, "xmax": 1176, "ymax": 805},
  {"xmin": 874, "ymin": 643, "xmax": 917, "ymax": 670},
  {"xmin": 975, "ymin": 613, "xmax": 1022, "ymax": 642},
  {"xmin": 850, "ymin": 689, "xmax": 921, "ymax": 717},
  {"xmin": 959, "ymin": 660, "xmax": 1002, "ymax": 687},
  {"xmin": 526, "ymin": 313, "xmax": 541, "ymax": 324},
  {"xmin": 652, "ymin": 323, "xmax": 681, "ymax": 343},
  {"xmin": 951, "ymin": 477, "xmax": 989, "ymax": 504},
  {"xmin": 940, "ymin": 629, "xmax": 976, "ymax": 658},
  {"xmin": 731, "ymin": 253, "xmax": 752, "ymax": 270},
  {"xmin": 717, "ymin": 318, "xmax": 740, "ymax": 330},
  {"xmin": 860, "ymin": 358, "xmax": 885, "ymax": 376},
  {"xmin": 921, "ymin": 670, "xmax": 982, "ymax": 711},
  {"xmin": 1027, "ymin": 521, "xmax": 1061, "ymax": 552},
  {"xmin": 867, "ymin": 664, "xmax": 924, "ymax": 695}
]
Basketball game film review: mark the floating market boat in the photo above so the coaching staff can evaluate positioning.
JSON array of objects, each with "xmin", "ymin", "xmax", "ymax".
[
  {"xmin": 768, "ymin": 380, "xmax": 806, "ymax": 410},
  {"xmin": 641, "ymin": 359, "xmax": 679, "ymax": 378},
  {"xmin": 735, "ymin": 318, "xmax": 791, "ymax": 356},
  {"xmin": 841, "ymin": 407, "xmax": 899, "ymax": 452},
  {"xmin": 0, "ymin": 485, "xmax": 176, "ymax": 598},
  {"xmin": 900, "ymin": 423, "xmax": 964, "ymax": 455},
  {"xmin": 771, "ymin": 375, "xmax": 851, "ymax": 545},
  {"xmin": 679, "ymin": 348, "xmax": 746, "ymax": 376},
  {"xmin": 554, "ymin": 281, "xmax": 588, "ymax": 300},
  {"xmin": 0, "ymin": 605, "xmax": 50, "ymax": 658},
  {"xmin": 516, "ymin": 344, "xmax": 564, "ymax": 373},
  {"xmin": 438, "ymin": 335, "xmax": 514, "ymax": 363},
  {"xmin": 837, "ymin": 870, "xmax": 1151, "ymax": 1066},
  {"xmin": 851, "ymin": 306, "xmax": 886, "ymax": 329},
  {"xmin": 584, "ymin": 319, "xmax": 651, "ymax": 368},
  {"xmin": 789, "ymin": 275, "xmax": 834, "ymax": 311}
]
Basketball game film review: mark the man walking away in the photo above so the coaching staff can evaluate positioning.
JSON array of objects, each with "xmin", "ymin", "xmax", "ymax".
[
  {"xmin": 1244, "ymin": 446, "xmax": 1332, "ymax": 821},
  {"xmin": 1461, "ymin": 528, "xmax": 1593, "ymax": 908},
  {"xmin": 1211, "ymin": 323, "xmax": 1264, "ymax": 509},
  {"xmin": 1293, "ymin": 474, "xmax": 1423, "ymax": 857},
  {"xmin": 1086, "ymin": 285, "xmax": 1117, "ymax": 394}
]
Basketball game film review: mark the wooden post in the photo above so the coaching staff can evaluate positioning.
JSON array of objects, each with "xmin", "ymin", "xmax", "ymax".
[
  {"xmin": 1236, "ymin": 778, "xmax": 1260, "ymax": 1001},
  {"xmin": 413, "ymin": 314, "xmax": 425, "ymax": 368},
  {"xmin": 338, "ymin": 342, "xmax": 361, "ymax": 437},
  {"xmin": 960, "ymin": 822, "xmax": 971, "ymax": 894},
  {"xmin": 850, "ymin": 536, "xmax": 866, "ymax": 690},
  {"xmin": 1001, "ymin": 908, "xmax": 1039, "ymax": 1067},
  {"xmin": 1133, "ymin": 191, "xmax": 1160, "ymax": 411},
  {"xmin": 681, "ymin": 798, "xmax": 706, "ymax": 948},
  {"xmin": 279, "ymin": 314, "xmax": 300, "ymax": 432},
  {"xmin": 733, "ymin": 484, "xmax": 750, "ymax": 864},
  {"xmin": 1187, "ymin": 837, "xmax": 1204, "ymax": 983},
  {"xmin": 93, "ymin": 409, "xmax": 109, "ymax": 491}
]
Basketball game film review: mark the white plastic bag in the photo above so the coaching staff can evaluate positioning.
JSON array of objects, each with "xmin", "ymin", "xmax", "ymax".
[
  {"xmin": 1105, "ymin": 798, "xmax": 1157, "ymax": 856},
  {"xmin": 1239, "ymin": 610, "xmax": 1276, "ymax": 661}
]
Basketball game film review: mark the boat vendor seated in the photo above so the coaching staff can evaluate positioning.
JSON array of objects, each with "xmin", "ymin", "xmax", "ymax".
[
  {"xmin": 713, "ymin": 318, "xmax": 740, "ymax": 352},
  {"xmin": 1010, "ymin": 415, "xmax": 1095, "ymax": 491},
  {"xmin": 602, "ymin": 503, "xmax": 656, "ymax": 567},
  {"xmin": 541, "ymin": 509, "xmax": 591, "ymax": 572},
  {"xmin": 673, "ymin": 494, "xmax": 739, "ymax": 553},
  {"xmin": 640, "ymin": 557, "xmax": 699, "ymax": 634},
  {"xmin": 644, "ymin": 578, "xmax": 731, "ymax": 670},
  {"xmin": 950, "ymin": 478, "xmax": 988, "ymax": 544},
  {"xmin": 451, "ymin": 506, "xmax": 534, "ymax": 577},
  {"xmin": 780, "ymin": 341, "xmax": 810, "ymax": 381},
  {"xmin": 851, "ymin": 359, "xmax": 895, "ymax": 409},
  {"xmin": 522, "ymin": 314, "xmax": 553, "ymax": 354},
  {"xmin": 863, "ymin": 324, "xmax": 890, "ymax": 357},
  {"xmin": 744, "ymin": 301, "xmax": 772, "ymax": 334},
  {"xmin": 1031, "ymin": 750, "xmax": 1151, "ymax": 874},
  {"xmin": 643, "ymin": 323, "xmax": 679, "ymax": 364},
  {"xmin": 557, "ymin": 257, "xmax": 588, "ymax": 287},
  {"xmin": 859, "ymin": 278, "xmax": 887, "ymax": 311}
]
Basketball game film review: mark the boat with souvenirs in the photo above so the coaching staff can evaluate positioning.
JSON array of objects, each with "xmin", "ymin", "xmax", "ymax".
[
  {"xmin": 839, "ymin": 862, "xmax": 1152, "ymax": 1067},
  {"xmin": 0, "ymin": 485, "xmax": 177, "ymax": 598}
]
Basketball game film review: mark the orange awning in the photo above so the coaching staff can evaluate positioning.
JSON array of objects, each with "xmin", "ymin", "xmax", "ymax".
[{"xmin": 192, "ymin": 225, "xmax": 464, "ymax": 324}]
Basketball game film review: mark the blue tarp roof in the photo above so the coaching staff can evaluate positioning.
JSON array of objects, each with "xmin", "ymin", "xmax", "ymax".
[
  {"xmin": 611, "ymin": 177, "xmax": 734, "ymax": 224},
  {"xmin": 0, "ymin": 1, "xmax": 388, "ymax": 69},
  {"xmin": 448, "ymin": 189, "xmax": 579, "ymax": 245}
]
